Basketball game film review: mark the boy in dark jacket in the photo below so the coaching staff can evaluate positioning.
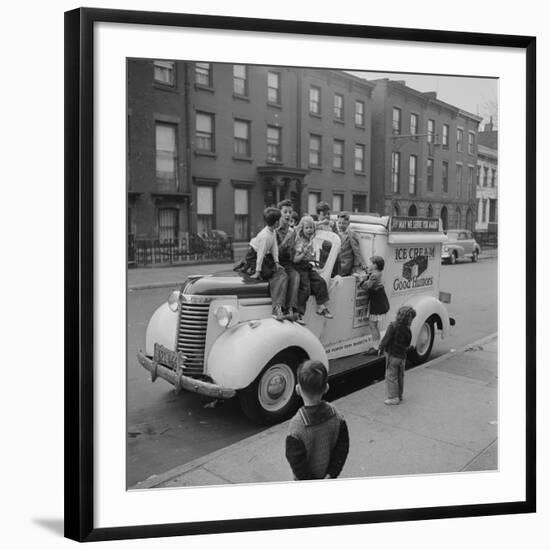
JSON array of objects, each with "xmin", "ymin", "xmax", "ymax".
[
  {"xmin": 378, "ymin": 306, "xmax": 417, "ymax": 405},
  {"xmin": 285, "ymin": 360, "xmax": 349, "ymax": 480}
]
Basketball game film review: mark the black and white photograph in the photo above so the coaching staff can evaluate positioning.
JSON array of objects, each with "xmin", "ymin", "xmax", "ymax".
[{"xmin": 127, "ymin": 60, "xmax": 499, "ymax": 490}]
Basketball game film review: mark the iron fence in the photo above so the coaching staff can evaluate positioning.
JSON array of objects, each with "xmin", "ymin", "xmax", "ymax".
[
  {"xmin": 128, "ymin": 232, "xmax": 234, "ymax": 267},
  {"xmin": 473, "ymin": 231, "xmax": 498, "ymax": 249}
]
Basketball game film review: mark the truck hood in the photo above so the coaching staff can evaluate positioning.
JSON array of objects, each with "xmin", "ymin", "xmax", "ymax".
[{"xmin": 182, "ymin": 270, "xmax": 270, "ymax": 298}]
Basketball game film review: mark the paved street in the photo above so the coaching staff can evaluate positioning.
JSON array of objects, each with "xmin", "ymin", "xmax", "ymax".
[{"xmin": 127, "ymin": 254, "xmax": 497, "ymax": 486}]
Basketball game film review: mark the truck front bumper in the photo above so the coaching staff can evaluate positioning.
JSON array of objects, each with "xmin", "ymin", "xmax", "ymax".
[{"xmin": 137, "ymin": 350, "xmax": 236, "ymax": 399}]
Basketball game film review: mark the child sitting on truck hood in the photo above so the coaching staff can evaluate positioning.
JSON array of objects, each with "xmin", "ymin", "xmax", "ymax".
[{"xmin": 234, "ymin": 207, "xmax": 288, "ymax": 320}]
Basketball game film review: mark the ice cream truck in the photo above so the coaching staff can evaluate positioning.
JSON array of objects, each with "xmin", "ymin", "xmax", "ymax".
[{"xmin": 137, "ymin": 215, "xmax": 454, "ymax": 424}]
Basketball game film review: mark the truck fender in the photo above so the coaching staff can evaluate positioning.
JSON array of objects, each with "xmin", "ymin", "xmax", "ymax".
[
  {"xmin": 145, "ymin": 302, "xmax": 179, "ymax": 357},
  {"xmin": 206, "ymin": 319, "xmax": 328, "ymax": 390},
  {"xmin": 401, "ymin": 294, "xmax": 451, "ymax": 342}
]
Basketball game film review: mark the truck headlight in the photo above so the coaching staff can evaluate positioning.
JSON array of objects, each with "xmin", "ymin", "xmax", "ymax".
[
  {"xmin": 167, "ymin": 290, "xmax": 180, "ymax": 312},
  {"xmin": 215, "ymin": 305, "xmax": 238, "ymax": 328}
]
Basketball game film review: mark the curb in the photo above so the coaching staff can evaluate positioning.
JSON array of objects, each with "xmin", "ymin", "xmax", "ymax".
[
  {"xmin": 131, "ymin": 331, "xmax": 498, "ymax": 490},
  {"xmin": 129, "ymin": 281, "xmax": 184, "ymax": 291}
]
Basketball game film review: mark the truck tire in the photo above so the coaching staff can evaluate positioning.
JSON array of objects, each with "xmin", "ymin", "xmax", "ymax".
[
  {"xmin": 409, "ymin": 319, "xmax": 435, "ymax": 365},
  {"xmin": 238, "ymin": 351, "xmax": 302, "ymax": 425}
]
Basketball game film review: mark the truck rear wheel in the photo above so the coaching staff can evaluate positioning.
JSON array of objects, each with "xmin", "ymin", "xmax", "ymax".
[
  {"xmin": 239, "ymin": 352, "xmax": 301, "ymax": 425},
  {"xmin": 409, "ymin": 319, "xmax": 435, "ymax": 365}
]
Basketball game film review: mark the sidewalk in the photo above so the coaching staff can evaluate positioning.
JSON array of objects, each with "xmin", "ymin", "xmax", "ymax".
[
  {"xmin": 133, "ymin": 333, "xmax": 498, "ymax": 489},
  {"xmin": 128, "ymin": 250, "xmax": 498, "ymax": 291}
]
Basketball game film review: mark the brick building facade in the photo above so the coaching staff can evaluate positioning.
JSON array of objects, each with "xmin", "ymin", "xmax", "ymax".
[
  {"xmin": 127, "ymin": 60, "xmax": 374, "ymax": 245},
  {"xmin": 369, "ymin": 79, "xmax": 482, "ymax": 230}
]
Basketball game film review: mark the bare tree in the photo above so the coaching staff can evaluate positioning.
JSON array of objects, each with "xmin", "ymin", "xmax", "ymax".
[{"xmin": 480, "ymin": 99, "xmax": 498, "ymax": 130}]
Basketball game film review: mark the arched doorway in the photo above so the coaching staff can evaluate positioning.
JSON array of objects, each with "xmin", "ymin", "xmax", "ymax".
[
  {"xmin": 440, "ymin": 206, "xmax": 448, "ymax": 231},
  {"xmin": 455, "ymin": 207, "xmax": 462, "ymax": 228},
  {"xmin": 427, "ymin": 204, "xmax": 434, "ymax": 218},
  {"xmin": 408, "ymin": 204, "xmax": 417, "ymax": 217}
]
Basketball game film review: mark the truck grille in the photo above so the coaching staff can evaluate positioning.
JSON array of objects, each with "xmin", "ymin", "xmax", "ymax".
[{"xmin": 176, "ymin": 299, "xmax": 210, "ymax": 376}]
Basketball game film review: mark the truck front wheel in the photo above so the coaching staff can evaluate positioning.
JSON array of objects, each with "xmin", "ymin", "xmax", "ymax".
[
  {"xmin": 408, "ymin": 319, "xmax": 435, "ymax": 365},
  {"xmin": 239, "ymin": 352, "xmax": 301, "ymax": 425}
]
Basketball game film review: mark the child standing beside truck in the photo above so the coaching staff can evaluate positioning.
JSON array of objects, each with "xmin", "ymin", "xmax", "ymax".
[
  {"xmin": 361, "ymin": 255, "xmax": 390, "ymax": 346},
  {"xmin": 285, "ymin": 360, "xmax": 349, "ymax": 480},
  {"xmin": 378, "ymin": 305, "xmax": 417, "ymax": 405},
  {"xmin": 293, "ymin": 216, "xmax": 333, "ymax": 321}
]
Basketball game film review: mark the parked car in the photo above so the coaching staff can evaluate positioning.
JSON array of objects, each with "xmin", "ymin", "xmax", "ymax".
[
  {"xmin": 441, "ymin": 230, "xmax": 481, "ymax": 264},
  {"xmin": 138, "ymin": 215, "xmax": 455, "ymax": 425}
]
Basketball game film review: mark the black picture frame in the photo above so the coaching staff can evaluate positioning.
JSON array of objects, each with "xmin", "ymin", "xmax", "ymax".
[{"xmin": 65, "ymin": 7, "xmax": 536, "ymax": 543}]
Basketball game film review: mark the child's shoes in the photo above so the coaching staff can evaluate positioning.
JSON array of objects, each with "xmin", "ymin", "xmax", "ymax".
[
  {"xmin": 316, "ymin": 305, "xmax": 333, "ymax": 319},
  {"xmin": 272, "ymin": 305, "xmax": 285, "ymax": 321},
  {"xmin": 384, "ymin": 398, "xmax": 400, "ymax": 405}
]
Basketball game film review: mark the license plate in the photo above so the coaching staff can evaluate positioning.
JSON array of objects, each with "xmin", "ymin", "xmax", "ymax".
[{"xmin": 154, "ymin": 344, "xmax": 182, "ymax": 370}]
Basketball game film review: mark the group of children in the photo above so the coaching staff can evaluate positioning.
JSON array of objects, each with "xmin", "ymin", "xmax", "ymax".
[{"xmin": 236, "ymin": 201, "xmax": 333, "ymax": 323}]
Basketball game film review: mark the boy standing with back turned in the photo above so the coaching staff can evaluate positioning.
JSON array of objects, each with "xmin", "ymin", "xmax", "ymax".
[{"xmin": 285, "ymin": 361, "xmax": 349, "ymax": 480}]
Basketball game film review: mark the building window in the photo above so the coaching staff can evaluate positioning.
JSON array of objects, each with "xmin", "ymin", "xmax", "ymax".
[
  {"xmin": 332, "ymin": 193, "xmax": 344, "ymax": 214},
  {"xmin": 481, "ymin": 198, "xmax": 487, "ymax": 223},
  {"xmin": 408, "ymin": 204, "xmax": 417, "ymax": 217},
  {"xmin": 352, "ymin": 194, "xmax": 366, "ymax": 213},
  {"xmin": 309, "ymin": 86, "xmax": 321, "ymax": 115},
  {"xmin": 308, "ymin": 192, "xmax": 321, "ymax": 215},
  {"xmin": 392, "ymin": 107, "xmax": 402, "ymax": 134},
  {"xmin": 468, "ymin": 132, "xmax": 475, "ymax": 154},
  {"xmin": 483, "ymin": 166, "xmax": 489, "ymax": 186},
  {"xmin": 491, "ymin": 168, "xmax": 497, "ymax": 187},
  {"xmin": 427, "ymin": 158, "xmax": 434, "ymax": 192},
  {"xmin": 355, "ymin": 100, "xmax": 365, "ymax": 126},
  {"xmin": 234, "ymin": 119, "xmax": 250, "ymax": 156},
  {"xmin": 155, "ymin": 122, "xmax": 177, "ymax": 187},
  {"xmin": 427, "ymin": 119, "xmax": 435, "ymax": 143},
  {"xmin": 410, "ymin": 113, "xmax": 419, "ymax": 137},
  {"xmin": 469, "ymin": 166, "xmax": 476, "ymax": 198},
  {"xmin": 195, "ymin": 62, "xmax": 212, "ymax": 87},
  {"xmin": 442, "ymin": 124, "xmax": 449, "ymax": 148},
  {"xmin": 153, "ymin": 60, "xmax": 175, "ymax": 86},
  {"xmin": 158, "ymin": 208, "xmax": 179, "ymax": 242},
  {"xmin": 233, "ymin": 64, "xmax": 248, "ymax": 96},
  {"xmin": 456, "ymin": 164, "xmax": 463, "ymax": 197},
  {"xmin": 197, "ymin": 186, "xmax": 214, "ymax": 234},
  {"xmin": 489, "ymin": 199, "xmax": 497, "ymax": 222},
  {"xmin": 391, "ymin": 151, "xmax": 400, "ymax": 193},
  {"xmin": 334, "ymin": 93, "xmax": 344, "ymax": 120},
  {"xmin": 267, "ymin": 126, "xmax": 281, "ymax": 162},
  {"xmin": 267, "ymin": 71, "xmax": 280, "ymax": 104},
  {"xmin": 354, "ymin": 144, "xmax": 365, "ymax": 173},
  {"xmin": 333, "ymin": 139, "xmax": 344, "ymax": 170},
  {"xmin": 234, "ymin": 188, "xmax": 249, "ymax": 241},
  {"xmin": 442, "ymin": 161, "xmax": 449, "ymax": 193},
  {"xmin": 309, "ymin": 135, "xmax": 322, "ymax": 167},
  {"xmin": 408, "ymin": 155, "xmax": 418, "ymax": 194},
  {"xmin": 456, "ymin": 128, "xmax": 464, "ymax": 152},
  {"xmin": 196, "ymin": 112, "xmax": 214, "ymax": 152}
]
